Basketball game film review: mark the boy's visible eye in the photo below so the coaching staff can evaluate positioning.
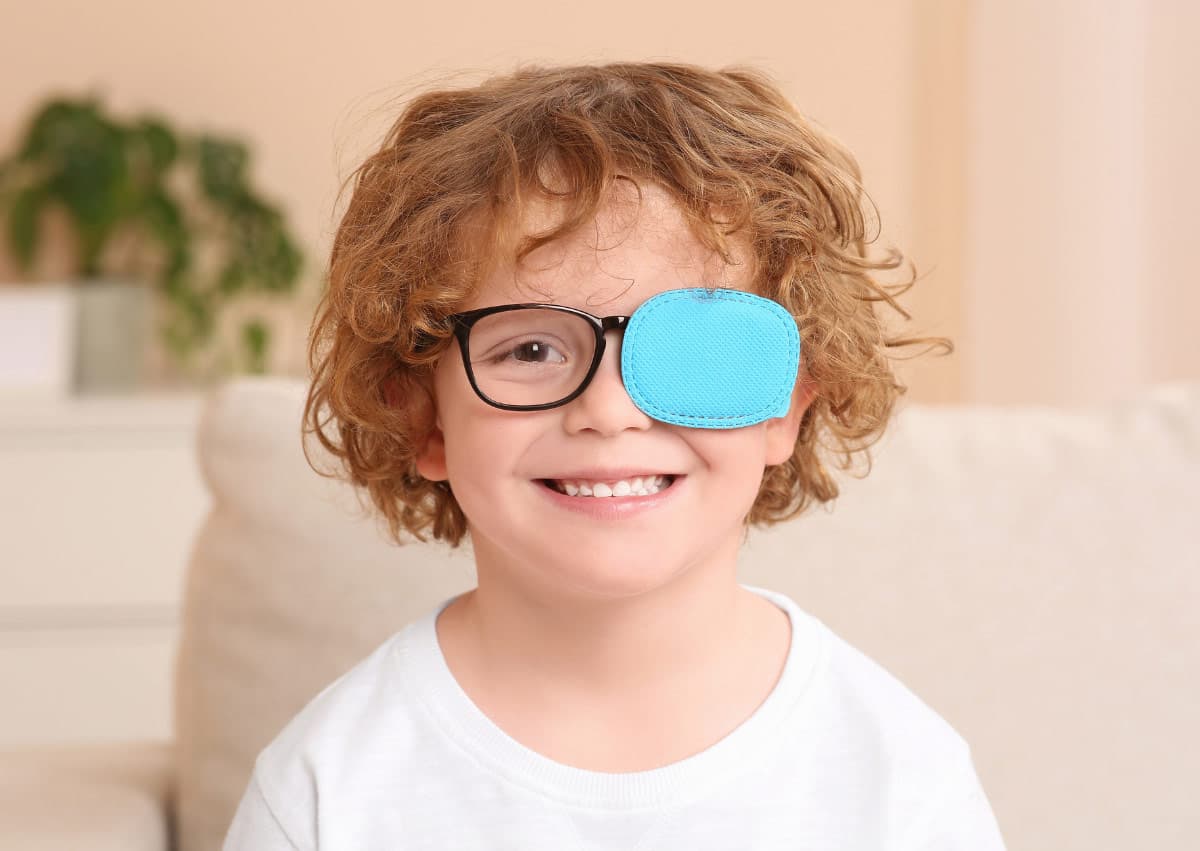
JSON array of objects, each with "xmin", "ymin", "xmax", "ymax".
[
  {"xmin": 513, "ymin": 340, "xmax": 563, "ymax": 363},
  {"xmin": 492, "ymin": 339, "xmax": 567, "ymax": 364}
]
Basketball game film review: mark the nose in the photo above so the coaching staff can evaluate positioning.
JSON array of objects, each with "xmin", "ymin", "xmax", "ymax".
[{"xmin": 561, "ymin": 329, "xmax": 653, "ymax": 436}]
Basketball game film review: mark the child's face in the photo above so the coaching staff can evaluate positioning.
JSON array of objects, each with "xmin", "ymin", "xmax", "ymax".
[{"xmin": 416, "ymin": 182, "xmax": 814, "ymax": 601}]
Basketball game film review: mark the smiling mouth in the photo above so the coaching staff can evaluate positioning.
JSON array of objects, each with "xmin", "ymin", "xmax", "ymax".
[{"xmin": 539, "ymin": 475, "xmax": 678, "ymax": 498}]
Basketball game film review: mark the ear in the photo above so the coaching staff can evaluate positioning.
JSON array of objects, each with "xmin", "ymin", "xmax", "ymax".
[
  {"xmin": 414, "ymin": 427, "xmax": 448, "ymax": 482},
  {"xmin": 385, "ymin": 376, "xmax": 449, "ymax": 482},
  {"xmin": 763, "ymin": 374, "xmax": 817, "ymax": 466}
]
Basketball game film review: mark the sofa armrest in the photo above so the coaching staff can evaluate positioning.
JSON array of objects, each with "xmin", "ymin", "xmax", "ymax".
[{"xmin": 0, "ymin": 738, "xmax": 174, "ymax": 851}]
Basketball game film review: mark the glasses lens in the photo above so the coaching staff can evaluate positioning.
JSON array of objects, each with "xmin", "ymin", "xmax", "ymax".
[{"xmin": 466, "ymin": 308, "xmax": 596, "ymax": 406}]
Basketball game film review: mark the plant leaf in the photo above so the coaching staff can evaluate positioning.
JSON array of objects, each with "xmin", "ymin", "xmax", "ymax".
[
  {"xmin": 194, "ymin": 135, "xmax": 249, "ymax": 205},
  {"xmin": 128, "ymin": 117, "xmax": 178, "ymax": 176},
  {"xmin": 241, "ymin": 318, "xmax": 269, "ymax": 374},
  {"xmin": 6, "ymin": 185, "xmax": 46, "ymax": 272}
]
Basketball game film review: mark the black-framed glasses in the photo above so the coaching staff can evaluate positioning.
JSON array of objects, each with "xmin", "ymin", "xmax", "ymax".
[{"xmin": 446, "ymin": 302, "xmax": 632, "ymax": 411}]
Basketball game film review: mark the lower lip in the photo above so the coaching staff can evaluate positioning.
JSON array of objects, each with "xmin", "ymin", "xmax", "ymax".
[{"xmin": 534, "ymin": 477, "xmax": 684, "ymax": 519}]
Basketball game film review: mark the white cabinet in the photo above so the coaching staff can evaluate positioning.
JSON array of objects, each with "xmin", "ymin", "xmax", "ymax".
[{"xmin": 0, "ymin": 392, "xmax": 210, "ymax": 747}]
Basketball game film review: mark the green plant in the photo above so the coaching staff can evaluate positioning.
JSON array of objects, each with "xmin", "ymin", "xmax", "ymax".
[{"xmin": 0, "ymin": 93, "xmax": 303, "ymax": 374}]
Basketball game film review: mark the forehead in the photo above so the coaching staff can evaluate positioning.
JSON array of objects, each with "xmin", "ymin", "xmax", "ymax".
[{"xmin": 466, "ymin": 181, "xmax": 754, "ymax": 312}]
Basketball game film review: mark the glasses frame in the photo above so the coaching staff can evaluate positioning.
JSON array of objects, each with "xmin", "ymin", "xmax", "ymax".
[{"xmin": 447, "ymin": 302, "xmax": 632, "ymax": 411}]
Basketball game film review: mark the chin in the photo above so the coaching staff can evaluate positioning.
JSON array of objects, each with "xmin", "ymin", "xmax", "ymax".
[
  {"xmin": 543, "ymin": 549, "xmax": 696, "ymax": 599},
  {"xmin": 557, "ymin": 574, "xmax": 684, "ymax": 604}
]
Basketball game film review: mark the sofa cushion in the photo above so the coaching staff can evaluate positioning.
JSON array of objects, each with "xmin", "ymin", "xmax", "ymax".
[{"xmin": 0, "ymin": 740, "xmax": 173, "ymax": 851}]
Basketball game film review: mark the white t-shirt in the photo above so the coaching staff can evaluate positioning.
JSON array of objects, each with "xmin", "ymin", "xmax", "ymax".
[{"xmin": 223, "ymin": 584, "xmax": 1007, "ymax": 850}]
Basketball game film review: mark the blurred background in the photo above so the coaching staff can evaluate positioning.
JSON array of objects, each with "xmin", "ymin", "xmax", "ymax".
[
  {"xmin": 0, "ymin": 0, "xmax": 1196, "ymax": 842},
  {"xmin": 4, "ymin": 0, "xmax": 1196, "ymax": 409}
]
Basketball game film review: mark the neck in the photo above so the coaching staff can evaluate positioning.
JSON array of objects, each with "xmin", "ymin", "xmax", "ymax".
[{"xmin": 438, "ymin": 534, "xmax": 775, "ymax": 702}]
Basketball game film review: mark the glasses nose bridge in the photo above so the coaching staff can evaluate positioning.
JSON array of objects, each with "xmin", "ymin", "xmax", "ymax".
[
  {"xmin": 598, "ymin": 314, "xmax": 629, "ymax": 336},
  {"xmin": 591, "ymin": 313, "xmax": 630, "ymax": 361}
]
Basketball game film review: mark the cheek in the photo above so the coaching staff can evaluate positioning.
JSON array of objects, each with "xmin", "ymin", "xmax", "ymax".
[
  {"xmin": 438, "ymin": 402, "xmax": 540, "ymax": 489},
  {"xmin": 686, "ymin": 426, "xmax": 768, "ymax": 476},
  {"xmin": 443, "ymin": 421, "xmax": 511, "ymax": 473},
  {"xmin": 690, "ymin": 427, "xmax": 772, "ymax": 507}
]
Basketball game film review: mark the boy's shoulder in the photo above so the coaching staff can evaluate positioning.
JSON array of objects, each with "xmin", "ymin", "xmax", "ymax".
[
  {"xmin": 797, "ymin": 610, "xmax": 999, "ymax": 846},
  {"xmin": 800, "ymin": 603, "xmax": 976, "ymax": 785},
  {"xmin": 250, "ymin": 614, "xmax": 431, "ymax": 793},
  {"xmin": 766, "ymin": 588, "xmax": 971, "ymax": 755}
]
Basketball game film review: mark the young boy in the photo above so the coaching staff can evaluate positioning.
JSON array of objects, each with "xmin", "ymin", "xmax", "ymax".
[{"xmin": 224, "ymin": 61, "xmax": 1007, "ymax": 849}]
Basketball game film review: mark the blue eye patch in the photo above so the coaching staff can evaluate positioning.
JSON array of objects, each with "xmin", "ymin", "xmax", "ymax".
[{"xmin": 621, "ymin": 288, "xmax": 800, "ymax": 428}]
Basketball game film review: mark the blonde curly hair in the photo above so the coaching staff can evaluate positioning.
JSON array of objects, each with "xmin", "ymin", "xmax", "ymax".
[{"xmin": 303, "ymin": 60, "xmax": 951, "ymax": 548}]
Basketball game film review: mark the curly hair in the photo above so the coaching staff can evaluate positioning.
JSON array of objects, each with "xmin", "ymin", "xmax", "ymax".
[{"xmin": 302, "ymin": 60, "xmax": 951, "ymax": 548}]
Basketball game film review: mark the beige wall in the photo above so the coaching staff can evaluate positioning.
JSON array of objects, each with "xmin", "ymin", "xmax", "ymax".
[
  {"xmin": 963, "ymin": 0, "xmax": 1200, "ymax": 405},
  {"xmin": 1, "ymin": 0, "xmax": 1195, "ymax": 405}
]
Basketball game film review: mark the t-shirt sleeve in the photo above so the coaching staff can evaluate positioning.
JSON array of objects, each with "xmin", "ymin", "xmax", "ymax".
[
  {"xmin": 222, "ymin": 771, "xmax": 309, "ymax": 851},
  {"xmin": 904, "ymin": 756, "xmax": 1008, "ymax": 851},
  {"xmin": 907, "ymin": 785, "xmax": 1007, "ymax": 851}
]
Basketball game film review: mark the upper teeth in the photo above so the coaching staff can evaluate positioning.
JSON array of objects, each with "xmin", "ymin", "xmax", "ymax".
[{"xmin": 553, "ymin": 476, "xmax": 671, "ymax": 497}]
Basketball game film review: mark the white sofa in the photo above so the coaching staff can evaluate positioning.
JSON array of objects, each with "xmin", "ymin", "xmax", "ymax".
[{"xmin": 2, "ymin": 376, "xmax": 1197, "ymax": 850}]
